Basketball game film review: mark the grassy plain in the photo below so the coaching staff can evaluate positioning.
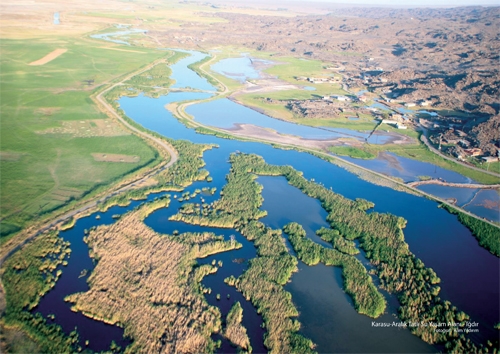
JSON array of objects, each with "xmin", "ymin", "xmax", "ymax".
[
  {"xmin": 0, "ymin": 37, "xmax": 166, "ymax": 242},
  {"xmin": 232, "ymin": 55, "xmax": 348, "ymax": 120}
]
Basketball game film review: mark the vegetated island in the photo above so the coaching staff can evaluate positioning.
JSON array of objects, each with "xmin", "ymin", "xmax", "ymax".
[
  {"xmin": 0, "ymin": 138, "xmax": 219, "ymax": 353},
  {"xmin": 172, "ymin": 152, "xmax": 497, "ymax": 352},
  {"xmin": 65, "ymin": 200, "xmax": 242, "ymax": 353}
]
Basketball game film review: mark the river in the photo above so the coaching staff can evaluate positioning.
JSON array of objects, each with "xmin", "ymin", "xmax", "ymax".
[{"xmin": 35, "ymin": 49, "xmax": 499, "ymax": 353}]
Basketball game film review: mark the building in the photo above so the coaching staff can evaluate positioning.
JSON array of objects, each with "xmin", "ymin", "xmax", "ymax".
[
  {"xmin": 458, "ymin": 140, "xmax": 470, "ymax": 148},
  {"xmin": 482, "ymin": 156, "xmax": 499, "ymax": 163},
  {"xmin": 464, "ymin": 148, "xmax": 482, "ymax": 157},
  {"xmin": 380, "ymin": 119, "xmax": 407, "ymax": 129},
  {"xmin": 332, "ymin": 95, "xmax": 350, "ymax": 102},
  {"xmin": 444, "ymin": 138, "xmax": 460, "ymax": 144},
  {"xmin": 405, "ymin": 102, "xmax": 416, "ymax": 107}
]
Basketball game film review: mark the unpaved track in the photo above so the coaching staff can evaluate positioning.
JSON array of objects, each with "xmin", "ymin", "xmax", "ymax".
[
  {"xmin": 0, "ymin": 56, "xmax": 179, "ymax": 266},
  {"xmin": 419, "ymin": 126, "xmax": 500, "ymax": 179},
  {"xmin": 408, "ymin": 179, "xmax": 500, "ymax": 189}
]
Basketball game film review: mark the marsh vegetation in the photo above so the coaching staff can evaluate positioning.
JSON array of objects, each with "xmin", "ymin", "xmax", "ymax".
[
  {"xmin": 1, "ymin": 232, "xmax": 75, "ymax": 353},
  {"xmin": 66, "ymin": 205, "xmax": 242, "ymax": 353},
  {"xmin": 223, "ymin": 301, "xmax": 251, "ymax": 352},
  {"xmin": 225, "ymin": 153, "xmax": 490, "ymax": 351}
]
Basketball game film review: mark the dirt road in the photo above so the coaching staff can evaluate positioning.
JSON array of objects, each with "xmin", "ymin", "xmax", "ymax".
[
  {"xmin": 0, "ymin": 57, "xmax": 179, "ymax": 265},
  {"xmin": 418, "ymin": 127, "xmax": 500, "ymax": 180}
]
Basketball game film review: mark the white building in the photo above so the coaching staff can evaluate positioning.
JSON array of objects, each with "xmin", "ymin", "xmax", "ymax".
[{"xmin": 332, "ymin": 95, "xmax": 350, "ymax": 102}]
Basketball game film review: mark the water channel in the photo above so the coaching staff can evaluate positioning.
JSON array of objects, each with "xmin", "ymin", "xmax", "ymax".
[
  {"xmin": 210, "ymin": 56, "xmax": 272, "ymax": 83},
  {"xmin": 35, "ymin": 48, "xmax": 499, "ymax": 353},
  {"xmin": 343, "ymin": 152, "xmax": 500, "ymax": 223}
]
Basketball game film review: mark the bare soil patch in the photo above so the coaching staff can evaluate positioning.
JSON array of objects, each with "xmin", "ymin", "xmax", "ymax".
[
  {"xmin": 91, "ymin": 153, "xmax": 140, "ymax": 163},
  {"xmin": 235, "ymin": 78, "xmax": 301, "ymax": 95},
  {"xmin": 378, "ymin": 151, "xmax": 404, "ymax": 172},
  {"xmin": 226, "ymin": 123, "xmax": 341, "ymax": 150},
  {"xmin": 35, "ymin": 119, "xmax": 130, "ymax": 137},
  {"xmin": 97, "ymin": 46, "xmax": 147, "ymax": 54},
  {"xmin": 0, "ymin": 152, "xmax": 23, "ymax": 161},
  {"xmin": 28, "ymin": 49, "xmax": 67, "ymax": 66},
  {"xmin": 223, "ymin": 123, "xmax": 412, "ymax": 151},
  {"xmin": 479, "ymin": 199, "xmax": 500, "ymax": 211},
  {"xmin": 34, "ymin": 107, "xmax": 61, "ymax": 117}
]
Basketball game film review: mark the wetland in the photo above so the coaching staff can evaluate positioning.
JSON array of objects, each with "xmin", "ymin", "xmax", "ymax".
[{"xmin": 3, "ymin": 49, "xmax": 499, "ymax": 354}]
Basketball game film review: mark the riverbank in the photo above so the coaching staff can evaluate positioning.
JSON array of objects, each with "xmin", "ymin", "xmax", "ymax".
[
  {"xmin": 170, "ymin": 68, "xmax": 499, "ymax": 230},
  {"xmin": 3, "ymin": 46, "xmax": 499, "ymax": 354}
]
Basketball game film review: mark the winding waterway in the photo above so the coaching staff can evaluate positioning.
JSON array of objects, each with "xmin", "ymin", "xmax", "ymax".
[{"xmin": 36, "ymin": 49, "xmax": 499, "ymax": 353}]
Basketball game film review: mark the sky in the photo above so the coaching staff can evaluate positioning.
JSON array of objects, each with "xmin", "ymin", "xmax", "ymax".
[{"xmin": 290, "ymin": 0, "xmax": 499, "ymax": 6}]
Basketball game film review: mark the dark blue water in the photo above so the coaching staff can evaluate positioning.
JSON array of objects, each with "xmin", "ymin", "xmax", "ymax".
[
  {"xmin": 119, "ymin": 88, "xmax": 500, "ymax": 346},
  {"xmin": 36, "ymin": 50, "xmax": 499, "ymax": 353},
  {"xmin": 258, "ymin": 176, "xmax": 331, "ymax": 248},
  {"xmin": 258, "ymin": 175, "xmax": 433, "ymax": 353}
]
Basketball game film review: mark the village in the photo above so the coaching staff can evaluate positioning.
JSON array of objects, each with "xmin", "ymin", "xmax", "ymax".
[{"xmin": 291, "ymin": 60, "xmax": 499, "ymax": 168}]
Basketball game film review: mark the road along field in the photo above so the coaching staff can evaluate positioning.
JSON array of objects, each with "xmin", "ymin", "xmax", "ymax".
[{"xmin": 0, "ymin": 36, "xmax": 167, "ymax": 243}]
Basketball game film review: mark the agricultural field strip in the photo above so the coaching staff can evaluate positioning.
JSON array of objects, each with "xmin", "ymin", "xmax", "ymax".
[
  {"xmin": 0, "ymin": 56, "xmax": 179, "ymax": 266},
  {"xmin": 97, "ymin": 46, "xmax": 148, "ymax": 54},
  {"xmin": 174, "ymin": 55, "xmax": 500, "ymax": 230}
]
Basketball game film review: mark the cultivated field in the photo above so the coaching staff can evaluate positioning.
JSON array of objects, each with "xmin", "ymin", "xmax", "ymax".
[{"xmin": 0, "ymin": 35, "xmax": 165, "ymax": 242}]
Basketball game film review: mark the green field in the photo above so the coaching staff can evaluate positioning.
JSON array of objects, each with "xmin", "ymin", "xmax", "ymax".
[
  {"xmin": 204, "ymin": 50, "xmax": 499, "ymax": 185},
  {"xmin": 0, "ymin": 37, "xmax": 166, "ymax": 241},
  {"xmin": 236, "ymin": 56, "xmax": 348, "ymax": 120}
]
